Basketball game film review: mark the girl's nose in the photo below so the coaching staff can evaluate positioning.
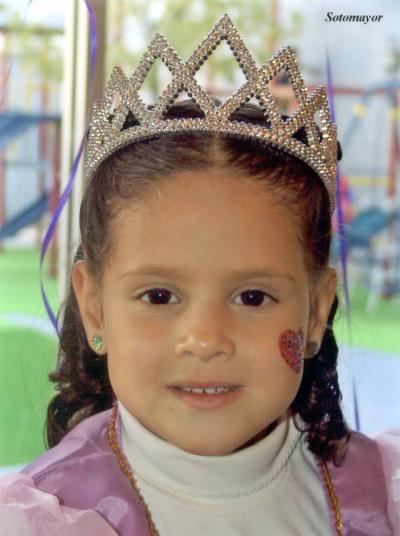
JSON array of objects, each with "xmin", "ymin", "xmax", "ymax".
[{"xmin": 175, "ymin": 308, "xmax": 235, "ymax": 362}]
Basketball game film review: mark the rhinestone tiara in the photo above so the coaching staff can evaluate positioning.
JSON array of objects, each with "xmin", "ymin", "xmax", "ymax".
[{"xmin": 85, "ymin": 13, "xmax": 338, "ymax": 215}]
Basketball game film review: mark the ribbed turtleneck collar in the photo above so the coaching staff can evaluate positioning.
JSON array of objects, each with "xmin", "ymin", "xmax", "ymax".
[{"xmin": 117, "ymin": 400, "xmax": 301, "ymax": 499}]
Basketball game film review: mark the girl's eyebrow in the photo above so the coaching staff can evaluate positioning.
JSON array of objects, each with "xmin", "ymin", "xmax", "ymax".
[{"xmin": 118, "ymin": 265, "xmax": 296, "ymax": 283}]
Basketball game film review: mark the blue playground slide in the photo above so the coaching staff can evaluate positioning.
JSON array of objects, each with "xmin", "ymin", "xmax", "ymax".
[
  {"xmin": 0, "ymin": 192, "xmax": 49, "ymax": 240},
  {"xmin": 0, "ymin": 112, "xmax": 59, "ymax": 151},
  {"xmin": 0, "ymin": 111, "xmax": 59, "ymax": 242}
]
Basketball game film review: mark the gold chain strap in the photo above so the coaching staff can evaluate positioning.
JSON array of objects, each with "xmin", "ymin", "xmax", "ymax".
[
  {"xmin": 319, "ymin": 460, "xmax": 344, "ymax": 535},
  {"xmin": 108, "ymin": 403, "xmax": 160, "ymax": 535},
  {"xmin": 108, "ymin": 403, "xmax": 344, "ymax": 536}
]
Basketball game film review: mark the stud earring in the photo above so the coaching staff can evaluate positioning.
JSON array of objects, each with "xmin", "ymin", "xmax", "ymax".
[
  {"xmin": 92, "ymin": 334, "xmax": 103, "ymax": 353},
  {"xmin": 306, "ymin": 341, "xmax": 319, "ymax": 358}
]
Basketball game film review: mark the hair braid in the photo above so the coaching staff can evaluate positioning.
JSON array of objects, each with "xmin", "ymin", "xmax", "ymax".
[{"xmin": 291, "ymin": 294, "xmax": 351, "ymax": 464}]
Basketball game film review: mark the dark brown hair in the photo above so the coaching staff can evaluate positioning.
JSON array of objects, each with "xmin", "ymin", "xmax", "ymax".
[{"xmin": 46, "ymin": 99, "xmax": 350, "ymax": 463}]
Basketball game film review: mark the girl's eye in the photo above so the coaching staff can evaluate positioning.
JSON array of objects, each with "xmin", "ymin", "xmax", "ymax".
[
  {"xmin": 234, "ymin": 289, "xmax": 274, "ymax": 307},
  {"xmin": 138, "ymin": 288, "xmax": 178, "ymax": 305},
  {"xmin": 137, "ymin": 288, "xmax": 274, "ymax": 307}
]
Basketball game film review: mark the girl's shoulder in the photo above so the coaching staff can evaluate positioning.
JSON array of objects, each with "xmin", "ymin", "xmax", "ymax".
[
  {"xmin": 345, "ymin": 426, "xmax": 400, "ymax": 496},
  {"xmin": 0, "ymin": 408, "xmax": 119, "ymax": 536},
  {"xmin": 0, "ymin": 407, "xmax": 150, "ymax": 536},
  {"xmin": 329, "ymin": 427, "xmax": 400, "ymax": 535},
  {"xmin": 21, "ymin": 406, "xmax": 114, "ymax": 481},
  {"xmin": 345, "ymin": 426, "xmax": 400, "ymax": 468}
]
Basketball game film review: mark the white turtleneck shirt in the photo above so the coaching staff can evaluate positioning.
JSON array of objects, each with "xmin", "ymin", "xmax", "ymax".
[{"xmin": 118, "ymin": 400, "xmax": 332, "ymax": 535}]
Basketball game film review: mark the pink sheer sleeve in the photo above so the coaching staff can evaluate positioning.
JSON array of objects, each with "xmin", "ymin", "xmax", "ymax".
[
  {"xmin": 374, "ymin": 429, "xmax": 400, "ymax": 536},
  {"xmin": 0, "ymin": 472, "xmax": 118, "ymax": 535}
]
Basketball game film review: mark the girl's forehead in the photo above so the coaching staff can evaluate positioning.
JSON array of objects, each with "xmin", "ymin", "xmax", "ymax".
[
  {"xmin": 118, "ymin": 169, "xmax": 285, "ymax": 216},
  {"xmin": 113, "ymin": 172, "xmax": 292, "ymax": 237},
  {"xmin": 107, "ymin": 171, "xmax": 305, "ymax": 277}
]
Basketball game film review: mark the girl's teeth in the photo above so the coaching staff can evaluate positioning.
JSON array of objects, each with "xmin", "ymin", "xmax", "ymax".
[{"xmin": 177, "ymin": 386, "xmax": 236, "ymax": 394}]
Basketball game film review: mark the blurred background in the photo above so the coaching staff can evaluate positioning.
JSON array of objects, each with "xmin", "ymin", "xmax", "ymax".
[{"xmin": 0, "ymin": 0, "xmax": 399, "ymax": 473}]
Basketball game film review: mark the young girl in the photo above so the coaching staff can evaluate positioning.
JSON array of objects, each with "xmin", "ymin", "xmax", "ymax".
[{"xmin": 1, "ymin": 14, "xmax": 398, "ymax": 536}]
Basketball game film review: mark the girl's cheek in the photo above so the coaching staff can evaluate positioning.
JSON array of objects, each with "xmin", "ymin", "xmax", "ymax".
[{"xmin": 278, "ymin": 327, "xmax": 305, "ymax": 374}]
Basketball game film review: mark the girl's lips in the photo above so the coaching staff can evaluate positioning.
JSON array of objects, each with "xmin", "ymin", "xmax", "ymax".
[
  {"xmin": 168, "ymin": 386, "xmax": 244, "ymax": 410},
  {"xmin": 170, "ymin": 380, "xmax": 243, "ymax": 388}
]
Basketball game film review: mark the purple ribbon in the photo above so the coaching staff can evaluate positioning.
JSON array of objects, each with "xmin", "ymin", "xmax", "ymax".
[
  {"xmin": 325, "ymin": 46, "xmax": 361, "ymax": 430},
  {"xmin": 40, "ymin": 0, "xmax": 97, "ymax": 337}
]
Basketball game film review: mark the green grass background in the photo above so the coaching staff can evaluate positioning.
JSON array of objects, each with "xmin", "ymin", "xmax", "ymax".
[
  {"xmin": 0, "ymin": 247, "xmax": 399, "ymax": 466},
  {"xmin": 0, "ymin": 248, "xmax": 58, "ymax": 467}
]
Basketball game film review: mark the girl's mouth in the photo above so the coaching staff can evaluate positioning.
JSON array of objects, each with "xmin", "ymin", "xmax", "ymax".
[{"xmin": 168, "ymin": 385, "xmax": 244, "ymax": 410}]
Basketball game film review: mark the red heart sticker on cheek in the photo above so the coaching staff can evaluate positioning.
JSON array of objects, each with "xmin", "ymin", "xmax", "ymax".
[{"xmin": 279, "ymin": 327, "xmax": 305, "ymax": 374}]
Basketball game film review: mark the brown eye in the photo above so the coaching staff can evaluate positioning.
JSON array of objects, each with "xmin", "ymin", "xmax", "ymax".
[
  {"xmin": 138, "ymin": 288, "xmax": 178, "ymax": 305},
  {"xmin": 234, "ymin": 290, "xmax": 273, "ymax": 307}
]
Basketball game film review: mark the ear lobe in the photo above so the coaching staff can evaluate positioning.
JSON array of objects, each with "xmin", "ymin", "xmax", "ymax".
[
  {"xmin": 305, "ymin": 265, "xmax": 337, "ymax": 358},
  {"xmin": 71, "ymin": 260, "xmax": 104, "ymax": 340}
]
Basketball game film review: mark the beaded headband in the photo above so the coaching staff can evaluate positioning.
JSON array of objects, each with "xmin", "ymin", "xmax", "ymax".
[{"xmin": 85, "ymin": 13, "xmax": 338, "ymax": 215}]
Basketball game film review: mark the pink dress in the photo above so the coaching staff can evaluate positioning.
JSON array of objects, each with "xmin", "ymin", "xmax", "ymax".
[{"xmin": 0, "ymin": 406, "xmax": 398, "ymax": 535}]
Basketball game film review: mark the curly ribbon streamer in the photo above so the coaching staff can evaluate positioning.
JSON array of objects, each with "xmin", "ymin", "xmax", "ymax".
[
  {"xmin": 39, "ymin": 0, "xmax": 97, "ymax": 337},
  {"xmin": 324, "ymin": 49, "xmax": 350, "ymax": 318}
]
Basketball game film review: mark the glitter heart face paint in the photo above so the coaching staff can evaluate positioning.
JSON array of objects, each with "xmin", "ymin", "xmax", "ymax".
[{"xmin": 279, "ymin": 327, "xmax": 305, "ymax": 374}]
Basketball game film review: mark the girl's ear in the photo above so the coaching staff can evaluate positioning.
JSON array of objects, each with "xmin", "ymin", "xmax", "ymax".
[
  {"xmin": 305, "ymin": 265, "xmax": 337, "ymax": 359},
  {"xmin": 71, "ymin": 260, "xmax": 105, "ymax": 353}
]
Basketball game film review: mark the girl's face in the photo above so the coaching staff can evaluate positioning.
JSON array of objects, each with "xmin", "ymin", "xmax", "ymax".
[{"xmin": 73, "ymin": 169, "xmax": 337, "ymax": 456}]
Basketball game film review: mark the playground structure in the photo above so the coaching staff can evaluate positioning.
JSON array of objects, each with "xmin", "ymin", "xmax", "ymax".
[
  {"xmin": 0, "ymin": 22, "xmax": 62, "ymax": 277},
  {"xmin": 0, "ymin": 111, "xmax": 61, "ymax": 275},
  {"xmin": 331, "ymin": 81, "xmax": 400, "ymax": 311}
]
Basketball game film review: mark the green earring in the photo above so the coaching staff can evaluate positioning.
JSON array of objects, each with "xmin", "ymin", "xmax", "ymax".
[{"xmin": 92, "ymin": 334, "xmax": 103, "ymax": 352}]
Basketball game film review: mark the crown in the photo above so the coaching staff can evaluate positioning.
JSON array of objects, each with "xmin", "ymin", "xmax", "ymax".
[{"xmin": 85, "ymin": 13, "xmax": 338, "ymax": 215}]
